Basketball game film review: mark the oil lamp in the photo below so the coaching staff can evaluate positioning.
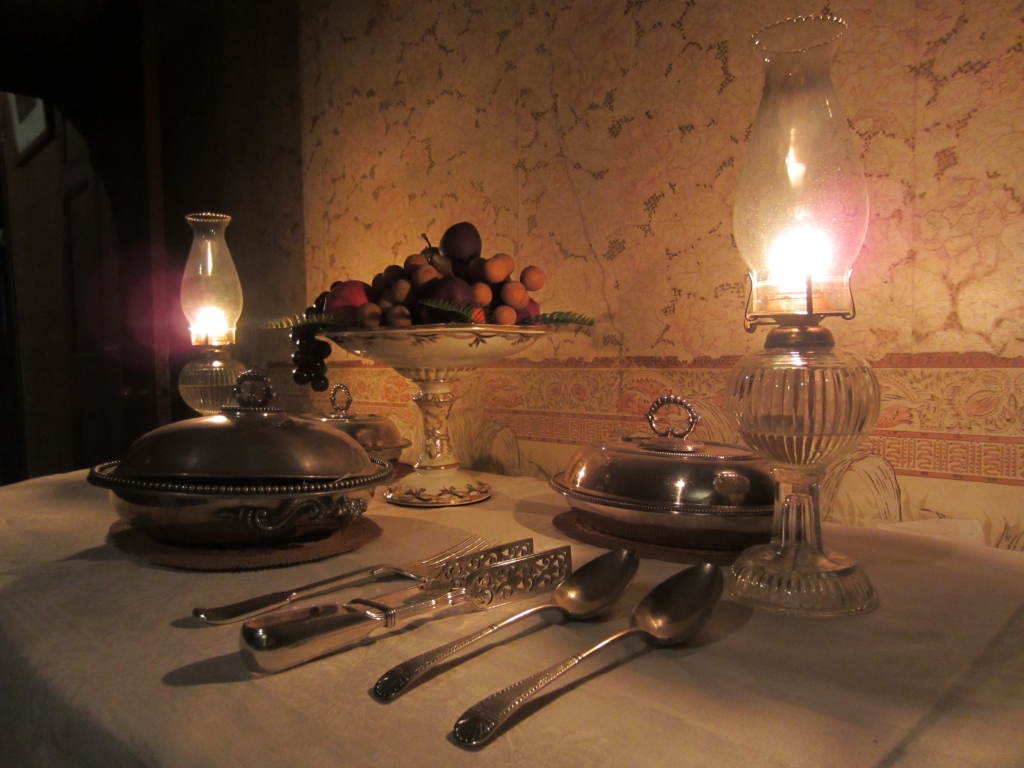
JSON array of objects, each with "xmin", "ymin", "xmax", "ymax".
[
  {"xmin": 726, "ymin": 16, "xmax": 880, "ymax": 616},
  {"xmin": 177, "ymin": 212, "xmax": 246, "ymax": 415}
]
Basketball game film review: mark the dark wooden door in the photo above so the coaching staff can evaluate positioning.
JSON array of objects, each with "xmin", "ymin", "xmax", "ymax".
[
  {"xmin": 1, "ymin": 100, "xmax": 125, "ymax": 476},
  {"xmin": 0, "ymin": 141, "xmax": 27, "ymax": 484},
  {"xmin": 63, "ymin": 118, "xmax": 124, "ymax": 467}
]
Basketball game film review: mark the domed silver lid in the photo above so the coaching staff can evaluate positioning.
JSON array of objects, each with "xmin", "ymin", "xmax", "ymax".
[
  {"xmin": 313, "ymin": 384, "xmax": 411, "ymax": 456},
  {"xmin": 114, "ymin": 371, "xmax": 378, "ymax": 482},
  {"xmin": 552, "ymin": 395, "xmax": 774, "ymax": 515}
]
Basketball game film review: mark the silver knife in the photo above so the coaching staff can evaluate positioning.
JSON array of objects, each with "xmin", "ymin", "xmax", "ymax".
[
  {"xmin": 239, "ymin": 546, "xmax": 572, "ymax": 674},
  {"xmin": 193, "ymin": 538, "xmax": 534, "ymax": 624}
]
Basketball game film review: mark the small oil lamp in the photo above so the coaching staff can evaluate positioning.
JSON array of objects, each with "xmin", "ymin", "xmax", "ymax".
[
  {"xmin": 726, "ymin": 16, "xmax": 880, "ymax": 616},
  {"xmin": 177, "ymin": 213, "xmax": 246, "ymax": 415}
]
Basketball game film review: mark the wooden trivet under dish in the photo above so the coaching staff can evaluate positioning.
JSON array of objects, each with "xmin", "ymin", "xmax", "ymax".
[
  {"xmin": 553, "ymin": 510, "xmax": 742, "ymax": 566},
  {"xmin": 107, "ymin": 516, "xmax": 383, "ymax": 572}
]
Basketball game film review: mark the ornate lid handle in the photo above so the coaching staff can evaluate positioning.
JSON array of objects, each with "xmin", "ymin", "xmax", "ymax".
[
  {"xmin": 233, "ymin": 370, "xmax": 274, "ymax": 409},
  {"xmin": 330, "ymin": 383, "xmax": 353, "ymax": 414},
  {"xmin": 645, "ymin": 394, "xmax": 701, "ymax": 439}
]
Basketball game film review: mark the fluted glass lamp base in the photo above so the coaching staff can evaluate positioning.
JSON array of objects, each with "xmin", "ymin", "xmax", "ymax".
[
  {"xmin": 178, "ymin": 347, "xmax": 248, "ymax": 416},
  {"xmin": 727, "ymin": 323, "xmax": 882, "ymax": 618},
  {"xmin": 731, "ymin": 542, "xmax": 877, "ymax": 617}
]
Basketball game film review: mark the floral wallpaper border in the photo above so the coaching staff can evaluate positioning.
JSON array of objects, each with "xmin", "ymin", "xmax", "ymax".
[{"xmin": 270, "ymin": 350, "xmax": 1024, "ymax": 485}]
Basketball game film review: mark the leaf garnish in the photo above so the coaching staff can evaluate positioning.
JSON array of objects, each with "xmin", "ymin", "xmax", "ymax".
[
  {"xmin": 519, "ymin": 311, "xmax": 594, "ymax": 326},
  {"xmin": 256, "ymin": 312, "xmax": 357, "ymax": 330},
  {"xmin": 418, "ymin": 298, "xmax": 487, "ymax": 323}
]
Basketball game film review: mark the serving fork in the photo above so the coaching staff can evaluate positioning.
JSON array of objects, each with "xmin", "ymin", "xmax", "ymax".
[
  {"xmin": 239, "ymin": 545, "xmax": 572, "ymax": 674},
  {"xmin": 193, "ymin": 535, "xmax": 509, "ymax": 624}
]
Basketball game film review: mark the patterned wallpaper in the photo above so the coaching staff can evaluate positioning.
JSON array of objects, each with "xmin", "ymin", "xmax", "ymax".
[{"xmin": 296, "ymin": 0, "xmax": 1024, "ymax": 550}]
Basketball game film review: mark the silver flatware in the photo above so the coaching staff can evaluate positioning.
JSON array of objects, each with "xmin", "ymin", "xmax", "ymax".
[
  {"xmin": 193, "ymin": 536, "xmax": 532, "ymax": 624},
  {"xmin": 374, "ymin": 549, "xmax": 639, "ymax": 700},
  {"xmin": 452, "ymin": 563, "xmax": 723, "ymax": 747},
  {"xmin": 239, "ymin": 546, "xmax": 572, "ymax": 674}
]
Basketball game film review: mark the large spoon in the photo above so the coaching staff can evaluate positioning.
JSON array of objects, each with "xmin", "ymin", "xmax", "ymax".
[
  {"xmin": 452, "ymin": 563, "xmax": 723, "ymax": 747},
  {"xmin": 374, "ymin": 549, "xmax": 640, "ymax": 701}
]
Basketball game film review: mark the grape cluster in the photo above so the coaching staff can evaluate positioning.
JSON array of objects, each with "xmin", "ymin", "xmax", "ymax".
[
  {"xmin": 290, "ymin": 325, "xmax": 332, "ymax": 391},
  {"xmin": 290, "ymin": 331, "xmax": 331, "ymax": 391},
  {"xmin": 290, "ymin": 285, "xmax": 343, "ymax": 391}
]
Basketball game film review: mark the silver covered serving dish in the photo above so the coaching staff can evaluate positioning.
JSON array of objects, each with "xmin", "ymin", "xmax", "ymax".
[
  {"xmin": 551, "ymin": 395, "xmax": 774, "ymax": 551},
  {"xmin": 88, "ymin": 371, "xmax": 394, "ymax": 545},
  {"xmin": 312, "ymin": 383, "xmax": 411, "ymax": 463}
]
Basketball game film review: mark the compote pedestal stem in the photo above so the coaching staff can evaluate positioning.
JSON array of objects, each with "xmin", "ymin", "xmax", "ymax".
[
  {"xmin": 383, "ymin": 371, "xmax": 491, "ymax": 507},
  {"xmin": 412, "ymin": 381, "xmax": 458, "ymax": 470},
  {"xmin": 323, "ymin": 325, "xmax": 546, "ymax": 508}
]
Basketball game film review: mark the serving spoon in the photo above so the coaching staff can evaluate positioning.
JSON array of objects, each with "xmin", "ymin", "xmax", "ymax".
[
  {"xmin": 452, "ymin": 563, "xmax": 723, "ymax": 747},
  {"xmin": 374, "ymin": 549, "xmax": 640, "ymax": 700}
]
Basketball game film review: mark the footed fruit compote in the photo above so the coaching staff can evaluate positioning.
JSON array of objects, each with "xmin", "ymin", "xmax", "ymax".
[
  {"xmin": 322, "ymin": 323, "xmax": 545, "ymax": 507},
  {"xmin": 271, "ymin": 220, "xmax": 592, "ymax": 507}
]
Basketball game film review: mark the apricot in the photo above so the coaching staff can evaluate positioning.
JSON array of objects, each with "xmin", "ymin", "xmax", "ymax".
[
  {"xmin": 404, "ymin": 253, "xmax": 428, "ymax": 271},
  {"xmin": 386, "ymin": 305, "xmax": 413, "ymax": 327},
  {"xmin": 492, "ymin": 305, "xmax": 518, "ymax": 325},
  {"xmin": 389, "ymin": 278, "xmax": 416, "ymax": 306},
  {"xmin": 471, "ymin": 282, "xmax": 492, "ymax": 306},
  {"xmin": 500, "ymin": 281, "xmax": 530, "ymax": 310},
  {"xmin": 356, "ymin": 302, "xmax": 383, "ymax": 328},
  {"xmin": 410, "ymin": 264, "xmax": 441, "ymax": 288},
  {"xmin": 520, "ymin": 265, "xmax": 546, "ymax": 291},
  {"xmin": 484, "ymin": 254, "xmax": 515, "ymax": 284}
]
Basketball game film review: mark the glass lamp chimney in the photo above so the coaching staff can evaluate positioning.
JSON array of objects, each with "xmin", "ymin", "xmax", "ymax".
[
  {"xmin": 732, "ymin": 16, "xmax": 868, "ymax": 321},
  {"xmin": 180, "ymin": 213, "xmax": 243, "ymax": 346}
]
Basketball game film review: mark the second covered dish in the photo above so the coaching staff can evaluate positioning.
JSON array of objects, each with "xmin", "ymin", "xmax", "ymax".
[{"xmin": 551, "ymin": 395, "xmax": 774, "ymax": 551}]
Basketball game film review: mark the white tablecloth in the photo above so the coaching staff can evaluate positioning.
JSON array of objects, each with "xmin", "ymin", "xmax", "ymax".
[{"xmin": 1, "ymin": 470, "xmax": 1023, "ymax": 767}]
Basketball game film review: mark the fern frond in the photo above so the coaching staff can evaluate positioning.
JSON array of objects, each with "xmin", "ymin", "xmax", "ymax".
[
  {"xmin": 418, "ymin": 298, "xmax": 486, "ymax": 323},
  {"xmin": 520, "ymin": 311, "xmax": 594, "ymax": 326},
  {"xmin": 256, "ymin": 312, "xmax": 354, "ymax": 330}
]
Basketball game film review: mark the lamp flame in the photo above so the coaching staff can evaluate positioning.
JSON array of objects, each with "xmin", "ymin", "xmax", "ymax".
[
  {"xmin": 190, "ymin": 307, "xmax": 233, "ymax": 346},
  {"xmin": 766, "ymin": 225, "xmax": 834, "ymax": 298},
  {"xmin": 785, "ymin": 129, "xmax": 806, "ymax": 187}
]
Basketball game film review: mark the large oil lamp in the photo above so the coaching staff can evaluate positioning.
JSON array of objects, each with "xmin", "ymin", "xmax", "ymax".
[
  {"xmin": 177, "ymin": 212, "xmax": 246, "ymax": 415},
  {"xmin": 726, "ymin": 16, "xmax": 880, "ymax": 616}
]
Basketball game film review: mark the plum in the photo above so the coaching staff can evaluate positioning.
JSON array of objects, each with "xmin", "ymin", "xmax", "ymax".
[
  {"xmin": 424, "ymin": 276, "xmax": 474, "ymax": 304},
  {"xmin": 422, "ymin": 276, "xmax": 476, "ymax": 323},
  {"xmin": 370, "ymin": 273, "xmax": 387, "ymax": 299},
  {"xmin": 516, "ymin": 299, "xmax": 541, "ymax": 323},
  {"xmin": 439, "ymin": 222, "xmax": 482, "ymax": 264},
  {"xmin": 466, "ymin": 257, "xmax": 487, "ymax": 283}
]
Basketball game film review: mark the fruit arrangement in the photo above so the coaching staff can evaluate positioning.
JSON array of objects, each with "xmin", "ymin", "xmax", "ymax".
[{"xmin": 275, "ymin": 221, "xmax": 592, "ymax": 390}]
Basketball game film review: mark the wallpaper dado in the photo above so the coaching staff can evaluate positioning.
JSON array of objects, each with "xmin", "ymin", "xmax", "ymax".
[{"xmin": 297, "ymin": 0, "xmax": 1024, "ymax": 551}]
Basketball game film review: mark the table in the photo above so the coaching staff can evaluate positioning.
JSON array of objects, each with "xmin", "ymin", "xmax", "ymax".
[{"xmin": 1, "ymin": 470, "xmax": 1023, "ymax": 767}]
